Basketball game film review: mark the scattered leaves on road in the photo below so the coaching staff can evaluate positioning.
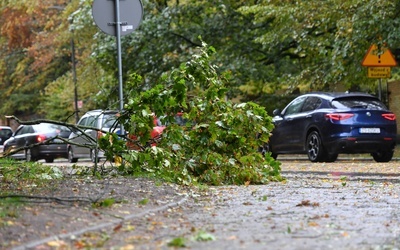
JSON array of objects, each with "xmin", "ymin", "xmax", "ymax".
[{"xmin": 295, "ymin": 200, "xmax": 320, "ymax": 207}]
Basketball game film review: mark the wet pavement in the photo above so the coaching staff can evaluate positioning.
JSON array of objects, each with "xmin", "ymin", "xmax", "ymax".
[
  {"xmin": 181, "ymin": 159, "xmax": 400, "ymax": 250},
  {"xmin": 85, "ymin": 158, "xmax": 400, "ymax": 249},
  {"xmin": 9, "ymin": 157, "xmax": 400, "ymax": 249}
]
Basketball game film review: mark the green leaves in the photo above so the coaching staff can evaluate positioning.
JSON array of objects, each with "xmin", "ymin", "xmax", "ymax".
[
  {"xmin": 93, "ymin": 198, "xmax": 115, "ymax": 208},
  {"xmin": 115, "ymin": 42, "xmax": 282, "ymax": 185},
  {"xmin": 168, "ymin": 237, "xmax": 186, "ymax": 247},
  {"xmin": 138, "ymin": 198, "xmax": 149, "ymax": 205},
  {"xmin": 193, "ymin": 230, "xmax": 216, "ymax": 242},
  {"xmin": 167, "ymin": 230, "xmax": 215, "ymax": 248},
  {"xmin": 0, "ymin": 158, "xmax": 64, "ymax": 182}
]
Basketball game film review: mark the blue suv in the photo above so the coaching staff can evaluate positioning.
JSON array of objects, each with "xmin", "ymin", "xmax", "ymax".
[{"xmin": 268, "ymin": 92, "xmax": 397, "ymax": 162}]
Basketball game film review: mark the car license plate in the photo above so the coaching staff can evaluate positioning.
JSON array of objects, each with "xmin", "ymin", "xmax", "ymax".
[{"xmin": 359, "ymin": 128, "xmax": 380, "ymax": 134}]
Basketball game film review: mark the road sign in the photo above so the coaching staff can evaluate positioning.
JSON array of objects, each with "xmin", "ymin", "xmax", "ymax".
[
  {"xmin": 367, "ymin": 67, "xmax": 391, "ymax": 78},
  {"xmin": 362, "ymin": 44, "xmax": 397, "ymax": 67},
  {"xmin": 92, "ymin": 0, "xmax": 143, "ymax": 36},
  {"xmin": 92, "ymin": 0, "xmax": 143, "ymax": 135}
]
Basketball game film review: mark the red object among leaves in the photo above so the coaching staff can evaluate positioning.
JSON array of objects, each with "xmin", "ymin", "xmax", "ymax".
[{"xmin": 127, "ymin": 116, "xmax": 166, "ymax": 150}]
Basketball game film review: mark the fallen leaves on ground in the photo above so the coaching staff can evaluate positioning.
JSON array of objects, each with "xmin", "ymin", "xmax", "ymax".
[{"xmin": 296, "ymin": 200, "xmax": 320, "ymax": 207}]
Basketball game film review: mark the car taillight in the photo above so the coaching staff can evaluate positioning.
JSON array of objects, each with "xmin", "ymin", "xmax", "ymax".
[
  {"xmin": 37, "ymin": 134, "xmax": 47, "ymax": 142},
  {"xmin": 325, "ymin": 113, "xmax": 354, "ymax": 121},
  {"xmin": 97, "ymin": 131, "xmax": 104, "ymax": 138},
  {"xmin": 382, "ymin": 113, "xmax": 396, "ymax": 121}
]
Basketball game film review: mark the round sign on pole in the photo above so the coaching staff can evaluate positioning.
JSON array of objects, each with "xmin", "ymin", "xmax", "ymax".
[{"xmin": 92, "ymin": 0, "xmax": 143, "ymax": 36}]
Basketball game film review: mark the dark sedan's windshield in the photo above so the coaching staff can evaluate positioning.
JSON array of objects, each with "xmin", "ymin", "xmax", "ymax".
[
  {"xmin": 33, "ymin": 123, "xmax": 71, "ymax": 132},
  {"xmin": 331, "ymin": 97, "xmax": 387, "ymax": 110}
]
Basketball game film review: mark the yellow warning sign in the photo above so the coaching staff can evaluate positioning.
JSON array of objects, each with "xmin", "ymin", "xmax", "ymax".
[
  {"xmin": 362, "ymin": 44, "xmax": 397, "ymax": 67},
  {"xmin": 367, "ymin": 67, "xmax": 391, "ymax": 78}
]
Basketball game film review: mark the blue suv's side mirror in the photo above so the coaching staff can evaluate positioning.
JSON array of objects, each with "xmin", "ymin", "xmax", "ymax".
[{"xmin": 273, "ymin": 109, "xmax": 281, "ymax": 117}]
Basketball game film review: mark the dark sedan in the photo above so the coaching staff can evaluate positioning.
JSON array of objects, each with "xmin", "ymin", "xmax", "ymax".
[
  {"xmin": 268, "ymin": 92, "xmax": 397, "ymax": 162},
  {"xmin": 0, "ymin": 126, "xmax": 13, "ymax": 151},
  {"xmin": 3, "ymin": 123, "xmax": 71, "ymax": 163}
]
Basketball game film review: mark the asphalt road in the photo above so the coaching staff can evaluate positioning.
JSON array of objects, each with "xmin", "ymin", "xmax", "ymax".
[
  {"xmin": 38, "ymin": 156, "xmax": 400, "ymax": 249},
  {"xmin": 182, "ymin": 158, "xmax": 400, "ymax": 250}
]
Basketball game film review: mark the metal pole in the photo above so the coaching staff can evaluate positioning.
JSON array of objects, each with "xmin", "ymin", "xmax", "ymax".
[
  {"xmin": 386, "ymin": 79, "xmax": 389, "ymax": 107},
  {"xmin": 115, "ymin": 0, "xmax": 124, "ymax": 135},
  {"xmin": 71, "ymin": 37, "xmax": 79, "ymax": 123}
]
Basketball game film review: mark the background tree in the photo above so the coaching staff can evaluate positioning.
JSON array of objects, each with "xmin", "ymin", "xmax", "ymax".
[
  {"xmin": 0, "ymin": 0, "xmax": 109, "ymax": 122},
  {"xmin": 0, "ymin": 1, "xmax": 71, "ymax": 118},
  {"xmin": 92, "ymin": 0, "xmax": 280, "ymax": 105},
  {"xmin": 1, "ymin": 0, "xmax": 399, "ymax": 120},
  {"xmin": 238, "ymin": 0, "xmax": 400, "ymax": 91},
  {"xmin": 91, "ymin": 0, "xmax": 400, "ymax": 114}
]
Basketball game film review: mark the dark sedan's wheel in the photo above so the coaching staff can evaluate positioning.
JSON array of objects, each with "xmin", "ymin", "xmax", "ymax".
[
  {"xmin": 371, "ymin": 151, "xmax": 394, "ymax": 162},
  {"xmin": 68, "ymin": 147, "xmax": 78, "ymax": 163},
  {"xmin": 25, "ymin": 148, "xmax": 36, "ymax": 162},
  {"xmin": 306, "ymin": 131, "xmax": 325, "ymax": 162},
  {"xmin": 45, "ymin": 158, "xmax": 54, "ymax": 163}
]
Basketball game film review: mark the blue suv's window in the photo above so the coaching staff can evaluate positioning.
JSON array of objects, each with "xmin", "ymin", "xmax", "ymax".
[
  {"xmin": 331, "ymin": 97, "xmax": 386, "ymax": 110},
  {"xmin": 301, "ymin": 97, "xmax": 322, "ymax": 112},
  {"xmin": 284, "ymin": 96, "xmax": 307, "ymax": 115}
]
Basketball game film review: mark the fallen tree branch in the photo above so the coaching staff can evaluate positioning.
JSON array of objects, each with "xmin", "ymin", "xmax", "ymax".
[{"xmin": 0, "ymin": 194, "xmax": 95, "ymax": 205}]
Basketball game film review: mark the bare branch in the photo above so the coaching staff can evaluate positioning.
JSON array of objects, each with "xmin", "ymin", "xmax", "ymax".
[{"xmin": 0, "ymin": 194, "xmax": 94, "ymax": 205}]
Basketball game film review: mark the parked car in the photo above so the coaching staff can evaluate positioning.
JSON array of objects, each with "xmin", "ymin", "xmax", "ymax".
[
  {"xmin": 268, "ymin": 92, "xmax": 397, "ymax": 162},
  {"xmin": 67, "ymin": 110, "xmax": 121, "ymax": 163},
  {"xmin": 126, "ymin": 116, "xmax": 166, "ymax": 150},
  {"xmin": 3, "ymin": 123, "xmax": 72, "ymax": 163},
  {"xmin": 68, "ymin": 110, "xmax": 187, "ymax": 162},
  {"xmin": 0, "ymin": 126, "xmax": 13, "ymax": 152}
]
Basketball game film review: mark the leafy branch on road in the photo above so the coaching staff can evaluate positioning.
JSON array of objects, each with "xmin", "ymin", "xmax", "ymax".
[{"xmin": 107, "ymin": 42, "xmax": 283, "ymax": 185}]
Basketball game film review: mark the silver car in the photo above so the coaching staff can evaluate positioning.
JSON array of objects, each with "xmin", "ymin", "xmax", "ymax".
[{"xmin": 67, "ymin": 110, "xmax": 120, "ymax": 163}]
